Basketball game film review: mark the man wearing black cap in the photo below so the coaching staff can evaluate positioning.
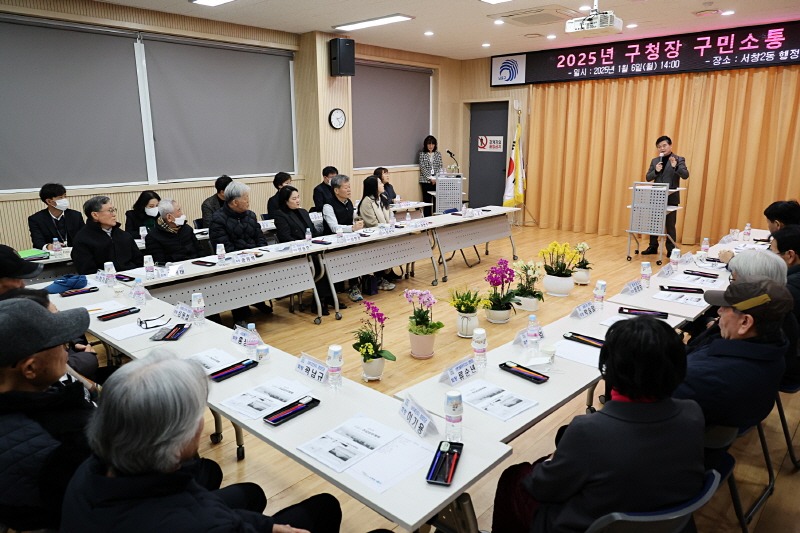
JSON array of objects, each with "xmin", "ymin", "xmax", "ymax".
[
  {"xmin": 0, "ymin": 299, "xmax": 93, "ymax": 530},
  {"xmin": 0, "ymin": 244, "xmax": 43, "ymax": 295},
  {"xmin": 673, "ymin": 277, "xmax": 792, "ymax": 431}
]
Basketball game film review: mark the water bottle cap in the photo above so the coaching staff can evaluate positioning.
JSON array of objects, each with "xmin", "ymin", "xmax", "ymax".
[
  {"xmin": 247, "ymin": 323, "xmax": 256, "ymax": 330},
  {"xmin": 641, "ymin": 261, "xmax": 651, "ymax": 267},
  {"xmin": 53, "ymin": 237, "xmax": 58, "ymax": 241},
  {"xmin": 528, "ymin": 315, "xmax": 537, "ymax": 321},
  {"xmin": 134, "ymin": 278, "xmax": 142, "ymax": 283}
]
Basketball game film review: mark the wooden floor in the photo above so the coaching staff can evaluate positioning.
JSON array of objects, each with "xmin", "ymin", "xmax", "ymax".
[{"xmin": 186, "ymin": 225, "xmax": 800, "ymax": 532}]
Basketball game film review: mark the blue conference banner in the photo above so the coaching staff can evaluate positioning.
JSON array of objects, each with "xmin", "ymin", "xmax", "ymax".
[{"xmin": 491, "ymin": 20, "xmax": 800, "ymax": 86}]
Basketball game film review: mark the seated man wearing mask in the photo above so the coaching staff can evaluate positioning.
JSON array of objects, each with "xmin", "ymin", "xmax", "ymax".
[
  {"xmin": 0, "ymin": 299, "xmax": 93, "ymax": 530},
  {"xmin": 70, "ymin": 196, "xmax": 143, "ymax": 275},
  {"xmin": 145, "ymin": 198, "xmax": 206, "ymax": 264},
  {"xmin": 28, "ymin": 183, "xmax": 85, "ymax": 250}
]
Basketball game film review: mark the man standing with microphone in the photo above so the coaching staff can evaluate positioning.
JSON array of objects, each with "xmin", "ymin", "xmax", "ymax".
[{"xmin": 643, "ymin": 135, "xmax": 689, "ymax": 256}]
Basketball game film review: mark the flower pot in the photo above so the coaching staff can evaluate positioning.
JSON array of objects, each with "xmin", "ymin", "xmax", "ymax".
[
  {"xmin": 361, "ymin": 357, "xmax": 385, "ymax": 382},
  {"xmin": 572, "ymin": 268, "xmax": 591, "ymax": 286},
  {"xmin": 543, "ymin": 274, "xmax": 574, "ymax": 297},
  {"xmin": 485, "ymin": 308, "xmax": 513, "ymax": 324},
  {"xmin": 456, "ymin": 312, "xmax": 479, "ymax": 338},
  {"xmin": 409, "ymin": 332, "xmax": 436, "ymax": 359},
  {"xmin": 514, "ymin": 296, "xmax": 540, "ymax": 312}
]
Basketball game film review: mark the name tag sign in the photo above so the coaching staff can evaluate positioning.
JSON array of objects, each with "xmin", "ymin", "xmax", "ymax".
[
  {"xmin": 398, "ymin": 394, "xmax": 437, "ymax": 437},
  {"xmin": 290, "ymin": 242, "xmax": 312, "ymax": 253},
  {"xmin": 439, "ymin": 357, "xmax": 478, "ymax": 386},
  {"xmin": 622, "ymin": 280, "xmax": 644, "ymax": 294},
  {"xmin": 570, "ymin": 301, "xmax": 597, "ymax": 319},
  {"xmin": 233, "ymin": 253, "xmax": 257, "ymax": 264},
  {"xmin": 295, "ymin": 352, "xmax": 328, "ymax": 383},
  {"xmin": 230, "ymin": 324, "xmax": 250, "ymax": 347},
  {"xmin": 718, "ymin": 234, "xmax": 734, "ymax": 245},
  {"xmin": 679, "ymin": 252, "xmax": 694, "ymax": 265},
  {"xmin": 410, "ymin": 220, "xmax": 430, "ymax": 229},
  {"xmin": 258, "ymin": 220, "xmax": 270, "ymax": 230},
  {"xmin": 167, "ymin": 263, "xmax": 185, "ymax": 277},
  {"xmin": 173, "ymin": 302, "xmax": 193, "ymax": 321},
  {"xmin": 95, "ymin": 270, "xmax": 109, "ymax": 285},
  {"xmin": 343, "ymin": 233, "xmax": 361, "ymax": 243},
  {"xmin": 656, "ymin": 263, "xmax": 675, "ymax": 278}
]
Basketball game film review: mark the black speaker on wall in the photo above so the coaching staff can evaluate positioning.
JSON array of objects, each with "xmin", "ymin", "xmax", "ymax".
[{"xmin": 329, "ymin": 38, "xmax": 355, "ymax": 76}]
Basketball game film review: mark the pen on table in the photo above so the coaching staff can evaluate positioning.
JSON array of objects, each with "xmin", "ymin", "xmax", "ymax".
[
  {"xmin": 427, "ymin": 449, "xmax": 443, "ymax": 480},
  {"xmin": 212, "ymin": 362, "xmax": 247, "ymax": 379},
  {"xmin": 165, "ymin": 325, "xmax": 182, "ymax": 340},
  {"xmin": 86, "ymin": 308, "xmax": 103, "ymax": 313},
  {"xmin": 438, "ymin": 453, "xmax": 451, "ymax": 482},
  {"xmin": 269, "ymin": 402, "xmax": 307, "ymax": 423},
  {"xmin": 566, "ymin": 333, "xmax": 604, "ymax": 348},
  {"xmin": 509, "ymin": 365, "xmax": 546, "ymax": 378},
  {"xmin": 446, "ymin": 451, "xmax": 459, "ymax": 484}
]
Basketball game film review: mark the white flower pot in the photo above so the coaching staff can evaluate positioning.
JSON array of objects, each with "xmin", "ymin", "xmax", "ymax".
[
  {"xmin": 543, "ymin": 274, "xmax": 575, "ymax": 297},
  {"xmin": 514, "ymin": 296, "xmax": 540, "ymax": 312},
  {"xmin": 409, "ymin": 332, "xmax": 436, "ymax": 359},
  {"xmin": 456, "ymin": 312, "xmax": 479, "ymax": 338},
  {"xmin": 572, "ymin": 268, "xmax": 591, "ymax": 286},
  {"xmin": 361, "ymin": 358, "xmax": 385, "ymax": 381},
  {"xmin": 485, "ymin": 308, "xmax": 513, "ymax": 324}
]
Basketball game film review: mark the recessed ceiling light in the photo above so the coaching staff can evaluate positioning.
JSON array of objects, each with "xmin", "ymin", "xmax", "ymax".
[
  {"xmin": 333, "ymin": 14, "xmax": 413, "ymax": 31},
  {"xmin": 721, "ymin": 10, "xmax": 735, "ymax": 15},
  {"xmin": 626, "ymin": 23, "xmax": 638, "ymax": 28},
  {"xmin": 578, "ymin": 5, "xmax": 591, "ymax": 11},
  {"xmin": 494, "ymin": 19, "xmax": 505, "ymax": 25},
  {"xmin": 482, "ymin": 43, "xmax": 491, "ymax": 47},
  {"xmin": 479, "ymin": 0, "xmax": 512, "ymax": 4},
  {"xmin": 189, "ymin": 0, "xmax": 235, "ymax": 6},
  {"xmin": 424, "ymin": 31, "xmax": 434, "ymax": 36},
  {"xmin": 546, "ymin": 34, "xmax": 557, "ymax": 40}
]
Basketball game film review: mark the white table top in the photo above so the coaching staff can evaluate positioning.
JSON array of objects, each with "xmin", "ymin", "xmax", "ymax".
[
  {"xmin": 707, "ymin": 228, "xmax": 771, "ymax": 259},
  {"xmin": 129, "ymin": 329, "xmax": 511, "ymax": 532}
]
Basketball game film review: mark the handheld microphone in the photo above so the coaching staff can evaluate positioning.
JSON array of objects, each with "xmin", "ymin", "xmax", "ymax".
[{"xmin": 446, "ymin": 149, "xmax": 455, "ymax": 158}]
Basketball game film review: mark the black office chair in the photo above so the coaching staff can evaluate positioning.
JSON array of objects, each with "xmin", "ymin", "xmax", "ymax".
[{"xmin": 585, "ymin": 470, "xmax": 721, "ymax": 533}]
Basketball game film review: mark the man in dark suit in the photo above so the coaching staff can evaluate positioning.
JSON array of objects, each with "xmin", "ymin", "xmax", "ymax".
[
  {"xmin": 644, "ymin": 135, "xmax": 689, "ymax": 256},
  {"xmin": 266, "ymin": 172, "xmax": 292, "ymax": 217},
  {"xmin": 28, "ymin": 183, "xmax": 85, "ymax": 250},
  {"xmin": 312, "ymin": 166, "xmax": 338, "ymax": 211},
  {"xmin": 70, "ymin": 196, "xmax": 143, "ymax": 274}
]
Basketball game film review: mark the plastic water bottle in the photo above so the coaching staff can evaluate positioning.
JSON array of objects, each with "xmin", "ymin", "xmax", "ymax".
[
  {"xmin": 743, "ymin": 223, "xmax": 752, "ymax": 241},
  {"xmin": 669, "ymin": 248, "xmax": 681, "ymax": 269},
  {"xmin": 191, "ymin": 292, "xmax": 205, "ymax": 327},
  {"xmin": 245, "ymin": 323, "xmax": 259, "ymax": 359},
  {"xmin": 389, "ymin": 214, "xmax": 396, "ymax": 230},
  {"xmin": 444, "ymin": 391, "xmax": 463, "ymax": 443},
  {"xmin": 216, "ymin": 243, "xmax": 226, "ymax": 264},
  {"xmin": 144, "ymin": 254, "xmax": 155, "ymax": 280},
  {"xmin": 139, "ymin": 226, "xmax": 148, "ymax": 241},
  {"xmin": 52, "ymin": 237, "xmax": 64, "ymax": 257},
  {"xmin": 701, "ymin": 238, "xmax": 710, "ymax": 253},
  {"xmin": 471, "ymin": 328, "xmax": 487, "ymax": 372},
  {"xmin": 405, "ymin": 211, "xmax": 411, "ymax": 222},
  {"xmin": 593, "ymin": 280, "xmax": 606, "ymax": 310},
  {"xmin": 326, "ymin": 344, "xmax": 343, "ymax": 392},
  {"xmin": 335, "ymin": 224, "xmax": 343, "ymax": 242},
  {"xmin": 640, "ymin": 262, "xmax": 652, "ymax": 288},
  {"xmin": 305, "ymin": 228, "xmax": 312, "ymax": 242},
  {"xmin": 104, "ymin": 261, "xmax": 117, "ymax": 288},
  {"xmin": 132, "ymin": 278, "xmax": 146, "ymax": 307},
  {"xmin": 526, "ymin": 315, "xmax": 541, "ymax": 359}
]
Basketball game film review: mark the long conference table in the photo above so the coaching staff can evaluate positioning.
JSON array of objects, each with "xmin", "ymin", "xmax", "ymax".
[{"xmin": 32, "ymin": 218, "xmax": 755, "ymax": 531}]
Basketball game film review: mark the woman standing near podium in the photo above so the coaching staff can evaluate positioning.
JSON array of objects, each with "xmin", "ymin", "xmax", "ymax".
[{"xmin": 418, "ymin": 135, "xmax": 442, "ymax": 217}]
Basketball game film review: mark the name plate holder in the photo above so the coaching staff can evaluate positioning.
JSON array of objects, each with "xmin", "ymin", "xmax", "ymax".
[
  {"xmin": 439, "ymin": 357, "xmax": 479, "ymax": 386},
  {"xmin": 399, "ymin": 394, "xmax": 437, "ymax": 437},
  {"xmin": 622, "ymin": 280, "xmax": 644, "ymax": 295},
  {"xmin": 173, "ymin": 302, "xmax": 193, "ymax": 321},
  {"xmin": 570, "ymin": 301, "xmax": 597, "ymax": 319},
  {"xmin": 295, "ymin": 352, "xmax": 328, "ymax": 384},
  {"xmin": 656, "ymin": 263, "xmax": 675, "ymax": 278}
]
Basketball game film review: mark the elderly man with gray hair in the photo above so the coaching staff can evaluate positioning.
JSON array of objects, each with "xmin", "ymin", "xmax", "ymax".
[
  {"xmin": 208, "ymin": 181, "xmax": 271, "ymax": 323},
  {"xmin": 145, "ymin": 198, "xmax": 206, "ymax": 264},
  {"xmin": 70, "ymin": 195, "xmax": 143, "ymax": 274},
  {"xmin": 61, "ymin": 351, "xmax": 344, "ymax": 533},
  {"xmin": 209, "ymin": 181, "xmax": 267, "ymax": 253},
  {"xmin": 321, "ymin": 175, "xmax": 364, "ymax": 236}
]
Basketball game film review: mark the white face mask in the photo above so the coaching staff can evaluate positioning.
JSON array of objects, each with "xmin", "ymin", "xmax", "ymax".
[
  {"xmin": 145, "ymin": 207, "xmax": 159, "ymax": 217},
  {"xmin": 54, "ymin": 198, "xmax": 69, "ymax": 211},
  {"xmin": 173, "ymin": 215, "xmax": 187, "ymax": 226}
]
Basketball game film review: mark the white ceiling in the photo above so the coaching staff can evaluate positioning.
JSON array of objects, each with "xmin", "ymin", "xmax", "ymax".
[{"xmin": 105, "ymin": 0, "xmax": 800, "ymax": 60}]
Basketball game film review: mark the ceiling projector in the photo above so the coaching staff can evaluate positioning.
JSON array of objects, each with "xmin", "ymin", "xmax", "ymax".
[{"xmin": 565, "ymin": 0, "xmax": 623, "ymax": 36}]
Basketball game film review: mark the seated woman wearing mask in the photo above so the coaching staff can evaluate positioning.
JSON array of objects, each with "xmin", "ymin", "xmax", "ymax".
[
  {"xmin": 125, "ymin": 190, "xmax": 161, "ymax": 238},
  {"xmin": 144, "ymin": 198, "xmax": 207, "ymax": 264}
]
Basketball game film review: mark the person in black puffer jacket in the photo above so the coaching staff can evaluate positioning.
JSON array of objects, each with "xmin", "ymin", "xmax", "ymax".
[
  {"xmin": 70, "ymin": 196, "xmax": 143, "ymax": 275},
  {"xmin": 145, "ymin": 198, "xmax": 207, "ymax": 264},
  {"xmin": 209, "ymin": 181, "xmax": 267, "ymax": 253}
]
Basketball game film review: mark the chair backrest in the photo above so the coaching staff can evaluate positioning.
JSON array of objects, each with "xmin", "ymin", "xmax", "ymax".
[
  {"xmin": 585, "ymin": 470, "xmax": 721, "ymax": 533},
  {"xmin": 704, "ymin": 425, "xmax": 740, "ymax": 450},
  {"xmin": 261, "ymin": 213, "xmax": 272, "ymax": 221},
  {"xmin": 193, "ymin": 218, "xmax": 204, "ymax": 229}
]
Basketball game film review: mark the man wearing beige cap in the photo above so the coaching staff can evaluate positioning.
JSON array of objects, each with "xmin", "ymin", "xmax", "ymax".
[{"xmin": 673, "ymin": 277, "xmax": 793, "ymax": 430}]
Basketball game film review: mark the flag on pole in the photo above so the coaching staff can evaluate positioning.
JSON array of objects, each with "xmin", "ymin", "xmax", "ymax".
[{"xmin": 503, "ymin": 123, "xmax": 526, "ymax": 207}]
